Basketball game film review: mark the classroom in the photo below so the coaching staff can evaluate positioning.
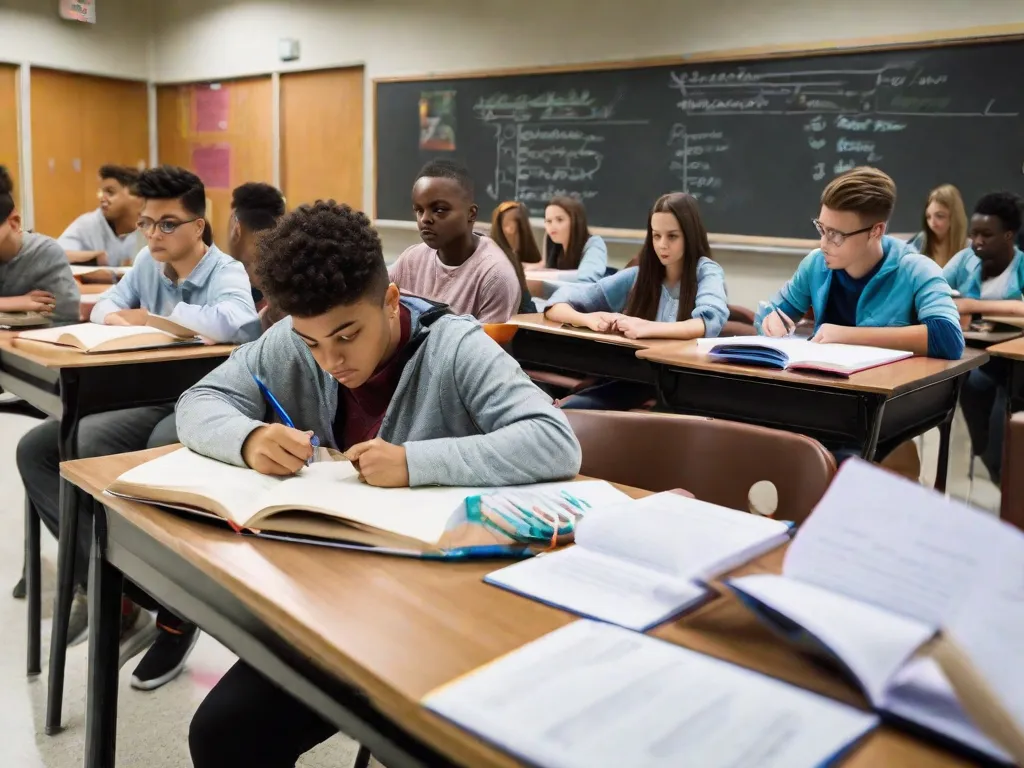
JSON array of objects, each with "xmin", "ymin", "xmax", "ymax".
[{"xmin": 2, "ymin": 0, "xmax": 1024, "ymax": 766}]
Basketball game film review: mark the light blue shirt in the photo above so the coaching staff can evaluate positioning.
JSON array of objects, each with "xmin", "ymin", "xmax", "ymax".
[
  {"xmin": 755, "ymin": 235, "xmax": 961, "ymax": 333},
  {"xmin": 57, "ymin": 208, "xmax": 145, "ymax": 267},
  {"xmin": 90, "ymin": 244, "xmax": 259, "ymax": 344},
  {"xmin": 546, "ymin": 235, "xmax": 608, "ymax": 283},
  {"xmin": 545, "ymin": 258, "xmax": 729, "ymax": 337},
  {"xmin": 942, "ymin": 246, "xmax": 1024, "ymax": 300}
]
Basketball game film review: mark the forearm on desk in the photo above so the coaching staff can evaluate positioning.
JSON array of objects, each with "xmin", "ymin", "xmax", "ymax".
[
  {"xmin": 544, "ymin": 303, "xmax": 592, "ymax": 326},
  {"xmin": 64, "ymin": 250, "xmax": 105, "ymax": 264},
  {"xmin": 643, "ymin": 318, "xmax": 706, "ymax": 340},
  {"xmin": 838, "ymin": 325, "xmax": 930, "ymax": 356},
  {"xmin": 955, "ymin": 298, "xmax": 1024, "ymax": 316}
]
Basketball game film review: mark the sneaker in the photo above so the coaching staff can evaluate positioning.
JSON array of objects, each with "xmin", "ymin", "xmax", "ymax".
[
  {"xmin": 12, "ymin": 576, "xmax": 25, "ymax": 600},
  {"xmin": 130, "ymin": 623, "xmax": 199, "ymax": 691},
  {"xmin": 118, "ymin": 603, "xmax": 158, "ymax": 668},
  {"xmin": 67, "ymin": 587, "xmax": 90, "ymax": 647}
]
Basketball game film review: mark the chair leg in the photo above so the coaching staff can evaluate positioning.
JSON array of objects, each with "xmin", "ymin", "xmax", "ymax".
[
  {"xmin": 45, "ymin": 478, "xmax": 80, "ymax": 734},
  {"xmin": 966, "ymin": 453, "xmax": 976, "ymax": 505},
  {"xmin": 26, "ymin": 498, "xmax": 41, "ymax": 677},
  {"xmin": 353, "ymin": 745, "xmax": 372, "ymax": 768}
]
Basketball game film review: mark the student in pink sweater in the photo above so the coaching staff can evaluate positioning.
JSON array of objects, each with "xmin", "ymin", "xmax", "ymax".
[{"xmin": 388, "ymin": 160, "xmax": 522, "ymax": 322}]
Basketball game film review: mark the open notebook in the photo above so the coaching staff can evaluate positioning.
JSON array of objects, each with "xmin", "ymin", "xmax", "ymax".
[
  {"xmin": 485, "ymin": 492, "xmax": 792, "ymax": 630},
  {"xmin": 106, "ymin": 446, "xmax": 630, "ymax": 558},
  {"xmin": 696, "ymin": 336, "xmax": 912, "ymax": 376},
  {"xmin": 725, "ymin": 459, "xmax": 1014, "ymax": 763},
  {"xmin": 424, "ymin": 620, "xmax": 879, "ymax": 768},
  {"xmin": 17, "ymin": 320, "xmax": 200, "ymax": 353},
  {"xmin": 70, "ymin": 265, "xmax": 132, "ymax": 278}
]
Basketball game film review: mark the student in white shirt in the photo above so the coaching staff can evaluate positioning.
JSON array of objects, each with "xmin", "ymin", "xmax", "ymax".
[{"xmin": 58, "ymin": 165, "xmax": 145, "ymax": 271}]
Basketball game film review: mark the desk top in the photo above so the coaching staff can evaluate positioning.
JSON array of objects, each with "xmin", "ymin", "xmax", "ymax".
[
  {"xmin": 509, "ymin": 314, "xmax": 681, "ymax": 356},
  {"xmin": 637, "ymin": 340, "xmax": 987, "ymax": 397},
  {"xmin": 0, "ymin": 337, "xmax": 235, "ymax": 369},
  {"xmin": 60, "ymin": 446, "xmax": 970, "ymax": 768},
  {"xmin": 988, "ymin": 336, "xmax": 1024, "ymax": 362}
]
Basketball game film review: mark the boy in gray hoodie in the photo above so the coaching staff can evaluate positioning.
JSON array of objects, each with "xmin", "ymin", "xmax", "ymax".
[{"xmin": 184, "ymin": 200, "xmax": 581, "ymax": 767}]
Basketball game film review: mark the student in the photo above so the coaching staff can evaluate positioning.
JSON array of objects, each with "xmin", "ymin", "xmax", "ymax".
[
  {"xmin": 0, "ymin": 166, "xmax": 79, "ymax": 322},
  {"xmin": 532, "ymin": 196, "xmax": 607, "ymax": 283},
  {"xmin": 58, "ymin": 164, "xmax": 145, "ymax": 269},
  {"xmin": 491, "ymin": 200, "xmax": 542, "ymax": 264},
  {"xmin": 388, "ymin": 160, "xmax": 522, "ymax": 322},
  {"xmin": 545, "ymin": 192, "xmax": 728, "ymax": 409},
  {"xmin": 757, "ymin": 167, "xmax": 963, "ymax": 361},
  {"xmin": 178, "ymin": 201, "xmax": 581, "ymax": 767},
  {"xmin": 226, "ymin": 181, "xmax": 287, "ymax": 332},
  {"xmin": 942, "ymin": 191, "xmax": 1024, "ymax": 483},
  {"xmin": 908, "ymin": 184, "xmax": 968, "ymax": 268},
  {"xmin": 15, "ymin": 166, "xmax": 259, "ymax": 690}
]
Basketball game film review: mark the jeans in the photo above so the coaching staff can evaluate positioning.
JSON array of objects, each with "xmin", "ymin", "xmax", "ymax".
[
  {"xmin": 558, "ymin": 380, "xmax": 656, "ymax": 411},
  {"xmin": 960, "ymin": 359, "xmax": 1008, "ymax": 485}
]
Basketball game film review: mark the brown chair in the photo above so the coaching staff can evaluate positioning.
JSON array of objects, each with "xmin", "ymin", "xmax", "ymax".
[
  {"xmin": 723, "ymin": 304, "xmax": 757, "ymax": 337},
  {"xmin": 565, "ymin": 410, "xmax": 836, "ymax": 525},
  {"xmin": 1001, "ymin": 413, "xmax": 1024, "ymax": 529}
]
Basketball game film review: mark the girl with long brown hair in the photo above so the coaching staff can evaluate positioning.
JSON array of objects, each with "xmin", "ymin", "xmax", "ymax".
[
  {"xmin": 490, "ymin": 201, "xmax": 540, "ymax": 312},
  {"xmin": 544, "ymin": 192, "xmax": 728, "ymax": 409},
  {"xmin": 909, "ymin": 184, "xmax": 968, "ymax": 268},
  {"xmin": 536, "ymin": 196, "xmax": 607, "ymax": 282}
]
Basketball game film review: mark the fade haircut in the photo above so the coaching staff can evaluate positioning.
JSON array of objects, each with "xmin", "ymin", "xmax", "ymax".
[
  {"xmin": 416, "ymin": 158, "xmax": 474, "ymax": 199},
  {"xmin": 99, "ymin": 165, "xmax": 140, "ymax": 190},
  {"xmin": 821, "ymin": 166, "xmax": 897, "ymax": 223},
  {"xmin": 974, "ymin": 192, "xmax": 1023, "ymax": 234},
  {"xmin": 232, "ymin": 182, "xmax": 286, "ymax": 232},
  {"xmin": 135, "ymin": 165, "xmax": 207, "ymax": 218}
]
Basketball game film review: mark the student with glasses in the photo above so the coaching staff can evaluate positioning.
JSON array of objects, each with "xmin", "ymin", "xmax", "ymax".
[{"xmin": 755, "ymin": 166, "xmax": 963, "ymax": 361}]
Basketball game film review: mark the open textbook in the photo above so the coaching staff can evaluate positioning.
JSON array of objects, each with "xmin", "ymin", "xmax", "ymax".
[
  {"xmin": 485, "ymin": 492, "xmax": 792, "ymax": 630},
  {"xmin": 696, "ymin": 336, "xmax": 912, "ymax": 376},
  {"xmin": 18, "ymin": 320, "xmax": 200, "ymax": 353},
  {"xmin": 424, "ymin": 620, "xmax": 879, "ymax": 768},
  {"xmin": 70, "ymin": 265, "xmax": 132, "ymax": 279},
  {"xmin": 725, "ymin": 459, "xmax": 1014, "ymax": 763},
  {"xmin": 106, "ymin": 446, "xmax": 630, "ymax": 558}
]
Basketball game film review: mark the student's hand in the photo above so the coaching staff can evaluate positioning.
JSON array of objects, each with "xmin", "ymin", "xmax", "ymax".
[
  {"xmin": 346, "ymin": 438, "xmax": 410, "ymax": 487},
  {"xmin": 810, "ymin": 323, "xmax": 850, "ymax": 344},
  {"xmin": 242, "ymin": 424, "xmax": 315, "ymax": 476},
  {"xmin": 760, "ymin": 310, "xmax": 790, "ymax": 337},
  {"xmin": 0, "ymin": 291, "xmax": 57, "ymax": 314},
  {"xmin": 959, "ymin": 313, "xmax": 973, "ymax": 331},
  {"xmin": 581, "ymin": 312, "xmax": 621, "ymax": 333},
  {"xmin": 94, "ymin": 251, "xmax": 110, "ymax": 267},
  {"xmin": 104, "ymin": 308, "xmax": 149, "ymax": 326},
  {"xmin": 612, "ymin": 316, "xmax": 656, "ymax": 340}
]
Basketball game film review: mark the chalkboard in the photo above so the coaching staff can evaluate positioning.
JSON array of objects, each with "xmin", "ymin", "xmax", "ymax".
[{"xmin": 374, "ymin": 36, "xmax": 1024, "ymax": 239}]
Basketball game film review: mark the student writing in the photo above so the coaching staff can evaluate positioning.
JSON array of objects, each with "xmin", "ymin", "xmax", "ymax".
[
  {"xmin": 0, "ymin": 165, "xmax": 79, "ymax": 322},
  {"xmin": 58, "ymin": 164, "xmax": 145, "ymax": 270},
  {"xmin": 544, "ymin": 192, "xmax": 728, "ymax": 410},
  {"xmin": 388, "ymin": 160, "xmax": 522, "ymax": 323},
  {"xmin": 757, "ymin": 166, "xmax": 964, "ymax": 361},
  {"xmin": 533, "ymin": 196, "xmax": 607, "ymax": 283},
  {"xmin": 908, "ymin": 184, "xmax": 968, "ymax": 269},
  {"xmin": 177, "ymin": 200, "xmax": 581, "ymax": 768}
]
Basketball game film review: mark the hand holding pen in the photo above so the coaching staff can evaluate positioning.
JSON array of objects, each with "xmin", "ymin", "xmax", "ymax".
[
  {"xmin": 241, "ymin": 375, "xmax": 322, "ymax": 476},
  {"xmin": 757, "ymin": 301, "xmax": 797, "ymax": 338}
]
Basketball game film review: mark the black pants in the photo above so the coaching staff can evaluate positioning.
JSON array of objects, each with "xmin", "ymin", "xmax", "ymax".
[
  {"xmin": 189, "ymin": 661, "xmax": 336, "ymax": 767},
  {"xmin": 961, "ymin": 358, "xmax": 1009, "ymax": 485}
]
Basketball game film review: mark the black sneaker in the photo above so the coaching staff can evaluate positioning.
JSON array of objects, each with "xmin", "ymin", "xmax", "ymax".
[
  {"xmin": 130, "ymin": 623, "xmax": 199, "ymax": 691},
  {"xmin": 12, "ymin": 576, "xmax": 25, "ymax": 599}
]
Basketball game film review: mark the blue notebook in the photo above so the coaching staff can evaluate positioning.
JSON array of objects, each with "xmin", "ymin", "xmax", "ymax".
[{"xmin": 696, "ymin": 336, "xmax": 912, "ymax": 377}]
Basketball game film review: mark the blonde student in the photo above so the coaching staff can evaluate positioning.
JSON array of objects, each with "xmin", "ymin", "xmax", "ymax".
[
  {"xmin": 532, "ymin": 196, "xmax": 607, "ymax": 283},
  {"xmin": 908, "ymin": 184, "xmax": 968, "ymax": 268},
  {"xmin": 757, "ymin": 167, "xmax": 963, "ymax": 360},
  {"xmin": 545, "ymin": 192, "xmax": 728, "ymax": 410}
]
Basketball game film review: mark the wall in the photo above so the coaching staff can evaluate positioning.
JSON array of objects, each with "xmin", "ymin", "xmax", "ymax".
[{"xmin": 0, "ymin": 0, "xmax": 151, "ymax": 78}]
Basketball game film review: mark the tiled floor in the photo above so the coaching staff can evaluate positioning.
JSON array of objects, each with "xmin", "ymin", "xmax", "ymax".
[{"xmin": 0, "ymin": 403, "xmax": 1000, "ymax": 767}]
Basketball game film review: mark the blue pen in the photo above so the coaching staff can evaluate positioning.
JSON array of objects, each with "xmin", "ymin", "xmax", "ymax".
[{"xmin": 253, "ymin": 374, "xmax": 320, "ymax": 466}]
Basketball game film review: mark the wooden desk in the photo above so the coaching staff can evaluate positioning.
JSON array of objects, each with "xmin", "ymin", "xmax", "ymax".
[
  {"xmin": 637, "ymin": 342, "xmax": 988, "ymax": 491},
  {"xmin": 988, "ymin": 336, "xmax": 1024, "ymax": 415},
  {"xmin": 63, "ymin": 446, "xmax": 973, "ymax": 768},
  {"xmin": 0, "ymin": 336, "xmax": 234, "ymax": 732},
  {"xmin": 963, "ymin": 328, "xmax": 1023, "ymax": 348}
]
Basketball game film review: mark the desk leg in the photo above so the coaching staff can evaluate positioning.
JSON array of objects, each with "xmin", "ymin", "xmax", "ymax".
[
  {"xmin": 26, "ymin": 498, "xmax": 41, "ymax": 677},
  {"xmin": 85, "ymin": 504, "xmax": 121, "ymax": 768},
  {"xmin": 935, "ymin": 417, "xmax": 953, "ymax": 494},
  {"xmin": 860, "ymin": 396, "xmax": 887, "ymax": 460}
]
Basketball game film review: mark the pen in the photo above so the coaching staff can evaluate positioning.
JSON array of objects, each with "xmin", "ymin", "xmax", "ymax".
[
  {"xmin": 769, "ymin": 302, "xmax": 796, "ymax": 337},
  {"xmin": 252, "ymin": 374, "xmax": 320, "ymax": 466}
]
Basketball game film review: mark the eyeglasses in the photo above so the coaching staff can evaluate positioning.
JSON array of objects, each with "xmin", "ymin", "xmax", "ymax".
[
  {"xmin": 137, "ymin": 217, "xmax": 200, "ymax": 235},
  {"xmin": 812, "ymin": 219, "xmax": 876, "ymax": 247}
]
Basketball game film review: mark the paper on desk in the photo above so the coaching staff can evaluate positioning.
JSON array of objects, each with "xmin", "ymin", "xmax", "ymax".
[{"xmin": 424, "ymin": 620, "xmax": 879, "ymax": 768}]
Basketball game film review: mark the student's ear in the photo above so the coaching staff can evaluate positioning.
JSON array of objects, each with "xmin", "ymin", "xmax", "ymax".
[
  {"xmin": 468, "ymin": 203, "xmax": 478, "ymax": 225},
  {"xmin": 7, "ymin": 212, "xmax": 21, "ymax": 233},
  {"xmin": 384, "ymin": 282, "xmax": 401, "ymax": 314}
]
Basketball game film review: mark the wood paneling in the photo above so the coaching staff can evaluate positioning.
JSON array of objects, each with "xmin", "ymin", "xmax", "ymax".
[
  {"xmin": 30, "ymin": 68, "xmax": 148, "ymax": 237},
  {"xmin": 281, "ymin": 67, "xmax": 364, "ymax": 210},
  {"xmin": 157, "ymin": 78, "xmax": 273, "ymax": 243},
  {"xmin": 0, "ymin": 65, "xmax": 19, "ymax": 209}
]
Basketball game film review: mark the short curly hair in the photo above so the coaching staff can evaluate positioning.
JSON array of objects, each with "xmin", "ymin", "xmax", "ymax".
[
  {"xmin": 256, "ymin": 201, "xmax": 388, "ymax": 317},
  {"xmin": 99, "ymin": 164, "xmax": 140, "ymax": 190},
  {"xmin": 136, "ymin": 165, "xmax": 206, "ymax": 218},
  {"xmin": 232, "ymin": 182, "xmax": 286, "ymax": 231},
  {"xmin": 975, "ymin": 192, "xmax": 1023, "ymax": 234}
]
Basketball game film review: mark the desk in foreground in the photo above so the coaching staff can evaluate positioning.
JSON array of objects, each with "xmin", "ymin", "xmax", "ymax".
[{"xmin": 62, "ymin": 446, "xmax": 971, "ymax": 768}]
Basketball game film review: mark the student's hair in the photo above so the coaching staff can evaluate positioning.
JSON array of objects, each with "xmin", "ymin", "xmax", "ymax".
[
  {"xmin": 920, "ymin": 184, "xmax": 967, "ymax": 262},
  {"xmin": 135, "ymin": 165, "xmax": 207, "ymax": 218},
  {"xmin": 491, "ymin": 201, "xmax": 542, "ymax": 263},
  {"xmin": 0, "ymin": 165, "xmax": 14, "ymax": 220},
  {"xmin": 545, "ymin": 196, "xmax": 591, "ymax": 270},
  {"xmin": 98, "ymin": 164, "xmax": 140, "ymax": 190},
  {"xmin": 416, "ymin": 158, "xmax": 474, "ymax": 199},
  {"xmin": 974, "ymin": 191, "xmax": 1023, "ymax": 234},
  {"xmin": 820, "ymin": 166, "xmax": 896, "ymax": 223},
  {"xmin": 623, "ymin": 193, "xmax": 709, "ymax": 322},
  {"xmin": 231, "ymin": 182, "xmax": 286, "ymax": 232},
  {"xmin": 256, "ymin": 200, "xmax": 388, "ymax": 317}
]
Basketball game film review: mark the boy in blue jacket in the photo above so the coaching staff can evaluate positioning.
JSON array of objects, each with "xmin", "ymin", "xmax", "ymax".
[
  {"xmin": 757, "ymin": 166, "xmax": 963, "ymax": 360},
  {"xmin": 182, "ymin": 200, "xmax": 581, "ymax": 768},
  {"xmin": 943, "ymin": 191, "xmax": 1024, "ymax": 483}
]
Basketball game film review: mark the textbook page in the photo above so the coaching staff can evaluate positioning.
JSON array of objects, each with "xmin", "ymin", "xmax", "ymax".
[
  {"xmin": 20, "ymin": 323, "xmax": 176, "ymax": 349},
  {"xmin": 696, "ymin": 336, "xmax": 910, "ymax": 369},
  {"xmin": 425, "ymin": 620, "xmax": 879, "ymax": 768}
]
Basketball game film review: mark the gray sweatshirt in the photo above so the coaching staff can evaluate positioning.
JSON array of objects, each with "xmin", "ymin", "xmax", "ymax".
[
  {"xmin": 0, "ymin": 232, "xmax": 81, "ymax": 322},
  {"xmin": 175, "ymin": 297, "xmax": 582, "ymax": 487}
]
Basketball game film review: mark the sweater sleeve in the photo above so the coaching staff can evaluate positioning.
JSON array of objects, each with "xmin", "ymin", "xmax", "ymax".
[
  {"xmin": 168, "ymin": 261, "xmax": 260, "ymax": 343},
  {"xmin": 692, "ymin": 259, "xmax": 729, "ymax": 337},
  {"xmin": 925, "ymin": 317, "xmax": 965, "ymax": 360},
  {"xmin": 575, "ymin": 236, "xmax": 608, "ymax": 283}
]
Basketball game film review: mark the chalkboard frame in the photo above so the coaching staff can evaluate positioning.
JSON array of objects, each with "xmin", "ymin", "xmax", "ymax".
[{"xmin": 372, "ymin": 22, "xmax": 1024, "ymax": 249}]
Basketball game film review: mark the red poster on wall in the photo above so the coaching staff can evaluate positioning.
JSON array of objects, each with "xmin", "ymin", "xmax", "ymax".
[
  {"xmin": 191, "ymin": 145, "xmax": 231, "ymax": 190},
  {"xmin": 59, "ymin": 0, "xmax": 96, "ymax": 23},
  {"xmin": 193, "ymin": 85, "xmax": 230, "ymax": 132}
]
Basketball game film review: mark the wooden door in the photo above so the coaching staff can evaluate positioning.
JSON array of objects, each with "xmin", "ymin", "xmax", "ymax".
[
  {"xmin": 0, "ymin": 65, "xmax": 19, "ymax": 209},
  {"xmin": 281, "ymin": 67, "xmax": 364, "ymax": 211},
  {"xmin": 30, "ymin": 68, "xmax": 148, "ymax": 237},
  {"xmin": 157, "ymin": 77, "xmax": 273, "ymax": 244}
]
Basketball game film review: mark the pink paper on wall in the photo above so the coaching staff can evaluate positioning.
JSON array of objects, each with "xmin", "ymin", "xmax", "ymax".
[
  {"xmin": 193, "ymin": 85, "xmax": 230, "ymax": 132},
  {"xmin": 191, "ymin": 145, "xmax": 231, "ymax": 190}
]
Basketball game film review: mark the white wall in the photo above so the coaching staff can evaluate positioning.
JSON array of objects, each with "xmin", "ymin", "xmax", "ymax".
[{"xmin": 0, "ymin": 0, "xmax": 151, "ymax": 78}]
